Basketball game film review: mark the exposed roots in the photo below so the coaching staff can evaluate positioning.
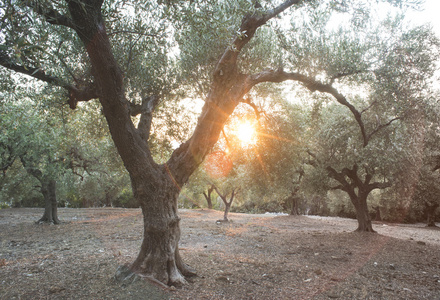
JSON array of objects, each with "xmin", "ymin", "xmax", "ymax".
[
  {"xmin": 115, "ymin": 263, "xmax": 191, "ymax": 289},
  {"xmin": 355, "ymin": 226, "xmax": 377, "ymax": 233},
  {"xmin": 35, "ymin": 217, "xmax": 61, "ymax": 225}
]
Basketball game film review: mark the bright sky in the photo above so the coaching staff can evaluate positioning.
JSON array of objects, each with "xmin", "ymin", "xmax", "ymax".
[{"xmin": 405, "ymin": 0, "xmax": 440, "ymax": 35}]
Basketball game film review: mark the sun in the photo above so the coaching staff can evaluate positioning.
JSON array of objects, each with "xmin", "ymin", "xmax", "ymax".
[{"xmin": 236, "ymin": 121, "xmax": 257, "ymax": 146}]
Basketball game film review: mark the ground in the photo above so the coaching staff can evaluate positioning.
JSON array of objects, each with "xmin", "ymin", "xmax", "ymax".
[{"xmin": 0, "ymin": 208, "xmax": 439, "ymax": 299}]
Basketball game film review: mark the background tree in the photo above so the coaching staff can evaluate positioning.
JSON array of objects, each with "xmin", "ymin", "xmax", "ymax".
[{"xmin": 0, "ymin": 93, "xmax": 72, "ymax": 223}]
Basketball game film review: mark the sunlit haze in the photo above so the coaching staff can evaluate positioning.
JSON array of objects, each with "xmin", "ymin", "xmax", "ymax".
[{"xmin": 236, "ymin": 121, "xmax": 257, "ymax": 147}]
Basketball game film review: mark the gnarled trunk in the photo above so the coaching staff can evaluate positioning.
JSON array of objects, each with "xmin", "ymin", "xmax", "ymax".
[
  {"xmin": 129, "ymin": 167, "xmax": 195, "ymax": 286},
  {"xmin": 353, "ymin": 195, "xmax": 375, "ymax": 232},
  {"xmin": 38, "ymin": 179, "xmax": 60, "ymax": 224}
]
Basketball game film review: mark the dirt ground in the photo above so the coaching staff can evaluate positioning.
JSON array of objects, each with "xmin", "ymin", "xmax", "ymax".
[{"xmin": 0, "ymin": 208, "xmax": 439, "ymax": 299}]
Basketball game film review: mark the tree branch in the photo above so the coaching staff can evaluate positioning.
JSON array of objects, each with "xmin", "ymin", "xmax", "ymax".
[
  {"xmin": 0, "ymin": 51, "xmax": 98, "ymax": 108},
  {"xmin": 247, "ymin": 68, "xmax": 369, "ymax": 146},
  {"xmin": 68, "ymin": 83, "xmax": 99, "ymax": 109},
  {"xmin": 366, "ymin": 117, "xmax": 401, "ymax": 141},
  {"xmin": 135, "ymin": 95, "xmax": 161, "ymax": 142},
  {"xmin": 214, "ymin": 0, "xmax": 302, "ymax": 78},
  {"xmin": 23, "ymin": 0, "xmax": 75, "ymax": 28},
  {"xmin": 0, "ymin": 51, "xmax": 66, "ymax": 86},
  {"xmin": 241, "ymin": 96, "xmax": 261, "ymax": 119},
  {"xmin": 329, "ymin": 70, "xmax": 364, "ymax": 85}
]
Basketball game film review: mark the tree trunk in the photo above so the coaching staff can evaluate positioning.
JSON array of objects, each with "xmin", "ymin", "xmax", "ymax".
[
  {"xmin": 426, "ymin": 204, "xmax": 438, "ymax": 227},
  {"xmin": 206, "ymin": 197, "xmax": 213, "ymax": 210},
  {"xmin": 129, "ymin": 168, "xmax": 195, "ymax": 286},
  {"xmin": 224, "ymin": 202, "xmax": 232, "ymax": 221},
  {"xmin": 38, "ymin": 179, "xmax": 60, "ymax": 224},
  {"xmin": 203, "ymin": 185, "xmax": 214, "ymax": 209},
  {"xmin": 373, "ymin": 206, "xmax": 382, "ymax": 221},
  {"xmin": 290, "ymin": 196, "xmax": 299, "ymax": 215},
  {"xmin": 353, "ymin": 195, "xmax": 375, "ymax": 232}
]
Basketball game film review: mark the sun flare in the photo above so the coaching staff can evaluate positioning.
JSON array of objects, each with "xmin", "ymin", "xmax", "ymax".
[{"xmin": 236, "ymin": 121, "xmax": 257, "ymax": 146}]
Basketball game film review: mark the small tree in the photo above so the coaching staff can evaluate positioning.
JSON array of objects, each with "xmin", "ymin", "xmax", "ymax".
[{"xmin": 212, "ymin": 184, "xmax": 239, "ymax": 222}]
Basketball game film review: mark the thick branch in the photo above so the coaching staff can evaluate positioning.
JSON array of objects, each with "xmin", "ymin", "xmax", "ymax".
[
  {"xmin": 241, "ymin": 97, "xmax": 261, "ymax": 119},
  {"xmin": 24, "ymin": 0, "xmax": 75, "ymax": 28},
  {"xmin": 215, "ymin": 0, "xmax": 301, "ymax": 77},
  {"xmin": 0, "ymin": 51, "xmax": 97, "ymax": 109},
  {"xmin": 19, "ymin": 156, "xmax": 43, "ymax": 182},
  {"xmin": 135, "ymin": 95, "xmax": 161, "ymax": 142},
  {"xmin": 68, "ymin": 84, "xmax": 99, "ymax": 109},
  {"xmin": 366, "ymin": 117, "xmax": 401, "ymax": 141},
  {"xmin": 212, "ymin": 184, "xmax": 226, "ymax": 201},
  {"xmin": 248, "ymin": 68, "xmax": 369, "ymax": 146},
  {"xmin": 0, "ymin": 51, "xmax": 66, "ymax": 86}
]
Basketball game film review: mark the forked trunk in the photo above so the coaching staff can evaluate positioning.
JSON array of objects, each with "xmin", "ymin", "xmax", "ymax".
[
  {"xmin": 130, "ymin": 168, "xmax": 195, "ymax": 286},
  {"xmin": 38, "ymin": 179, "xmax": 60, "ymax": 224}
]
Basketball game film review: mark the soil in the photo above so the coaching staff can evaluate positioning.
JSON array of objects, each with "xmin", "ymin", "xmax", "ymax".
[{"xmin": 0, "ymin": 208, "xmax": 439, "ymax": 299}]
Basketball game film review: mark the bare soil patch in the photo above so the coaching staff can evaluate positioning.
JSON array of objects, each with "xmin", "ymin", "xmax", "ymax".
[{"xmin": 1, "ymin": 208, "xmax": 439, "ymax": 299}]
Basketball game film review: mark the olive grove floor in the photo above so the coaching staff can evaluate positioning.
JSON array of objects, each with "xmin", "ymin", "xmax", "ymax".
[{"xmin": 0, "ymin": 208, "xmax": 439, "ymax": 299}]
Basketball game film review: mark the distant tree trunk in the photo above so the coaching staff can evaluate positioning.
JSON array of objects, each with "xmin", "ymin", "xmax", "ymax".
[
  {"xmin": 38, "ymin": 179, "xmax": 60, "ymax": 224},
  {"xmin": 291, "ymin": 195, "xmax": 299, "ymax": 215},
  {"xmin": 327, "ymin": 165, "xmax": 391, "ymax": 233},
  {"xmin": 426, "ymin": 204, "xmax": 439, "ymax": 227},
  {"xmin": 202, "ymin": 184, "xmax": 215, "ymax": 209},
  {"xmin": 223, "ymin": 197, "xmax": 233, "ymax": 221},
  {"xmin": 288, "ymin": 169, "xmax": 303, "ymax": 215},
  {"xmin": 373, "ymin": 206, "xmax": 382, "ymax": 221}
]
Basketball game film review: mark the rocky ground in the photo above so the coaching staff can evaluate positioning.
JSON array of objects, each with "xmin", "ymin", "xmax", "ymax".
[{"xmin": 0, "ymin": 208, "xmax": 439, "ymax": 299}]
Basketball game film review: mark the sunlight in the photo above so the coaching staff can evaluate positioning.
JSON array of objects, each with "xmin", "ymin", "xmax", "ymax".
[{"xmin": 236, "ymin": 121, "xmax": 257, "ymax": 147}]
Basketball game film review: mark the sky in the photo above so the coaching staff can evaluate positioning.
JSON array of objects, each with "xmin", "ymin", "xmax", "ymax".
[{"xmin": 405, "ymin": 0, "xmax": 440, "ymax": 35}]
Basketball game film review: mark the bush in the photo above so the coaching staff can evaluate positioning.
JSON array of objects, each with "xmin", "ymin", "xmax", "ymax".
[
  {"xmin": 0, "ymin": 203, "xmax": 10, "ymax": 209},
  {"xmin": 113, "ymin": 189, "xmax": 139, "ymax": 208},
  {"xmin": 232, "ymin": 196, "xmax": 286, "ymax": 214},
  {"xmin": 13, "ymin": 195, "xmax": 44, "ymax": 208}
]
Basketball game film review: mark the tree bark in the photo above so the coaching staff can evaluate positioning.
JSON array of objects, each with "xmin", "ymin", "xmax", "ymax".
[
  {"xmin": 290, "ymin": 196, "xmax": 299, "ymax": 216},
  {"xmin": 223, "ymin": 201, "xmax": 232, "ymax": 221},
  {"xmin": 130, "ymin": 167, "xmax": 195, "ymax": 285},
  {"xmin": 426, "ymin": 204, "xmax": 439, "ymax": 227},
  {"xmin": 353, "ymin": 194, "xmax": 375, "ymax": 232},
  {"xmin": 202, "ymin": 184, "xmax": 215, "ymax": 209},
  {"xmin": 37, "ymin": 179, "xmax": 60, "ymax": 224}
]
